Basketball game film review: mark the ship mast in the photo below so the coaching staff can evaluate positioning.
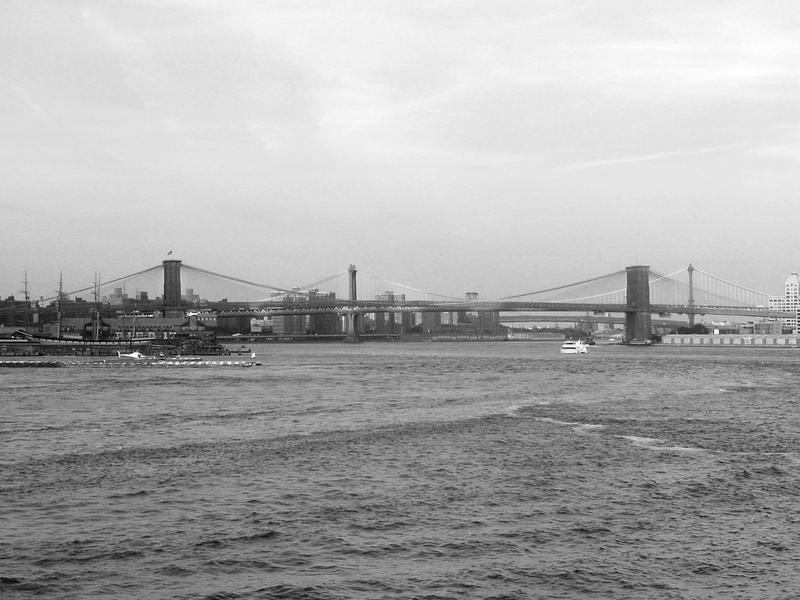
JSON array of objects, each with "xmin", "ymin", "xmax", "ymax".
[
  {"xmin": 92, "ymin": 272, "xmax": 101, "ymax": 341},
  {"xmin": 20, "ymin": 271, "xmax": 30, "ymax": 328}
]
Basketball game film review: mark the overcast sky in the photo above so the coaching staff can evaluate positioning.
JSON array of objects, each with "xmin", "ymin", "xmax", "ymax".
[{"xmin": 2, "ymin": 0, "xmax": 798, "ymax": 300}]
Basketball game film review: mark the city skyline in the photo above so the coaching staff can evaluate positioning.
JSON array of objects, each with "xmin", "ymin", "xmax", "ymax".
[{"xmin": 2, "ymin": 2, "xmax": 799, "ymax": 299}]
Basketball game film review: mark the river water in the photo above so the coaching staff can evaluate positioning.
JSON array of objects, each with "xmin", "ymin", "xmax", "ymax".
[{"xmin": 2, "ymin": 342, "xmax": 799, "ymax": 599}]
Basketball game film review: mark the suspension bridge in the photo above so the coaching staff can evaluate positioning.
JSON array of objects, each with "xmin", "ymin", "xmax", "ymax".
[{"xmin": 45, "ymin": 260, "xmax": 792, "ymax": 344}]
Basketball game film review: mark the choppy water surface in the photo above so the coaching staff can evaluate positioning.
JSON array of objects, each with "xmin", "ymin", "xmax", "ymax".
[{"xmin": 2, "ymin": 343, "xmax": 799, "ymax": 599}]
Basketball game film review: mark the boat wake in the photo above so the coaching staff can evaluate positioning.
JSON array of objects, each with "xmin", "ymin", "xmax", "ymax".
[
  {"xmin": 619, "ymin": 435, "xmax": 706, "ymax": 453},
  {"xmin": 533, "ymin": 416, "xmax": 705, "ymax": 452}
]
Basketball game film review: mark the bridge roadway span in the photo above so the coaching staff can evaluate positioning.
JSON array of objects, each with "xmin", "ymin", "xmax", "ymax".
[
  {"xmin": 219, "ymin": 300, "xmax": 789, "ymax": 319},
  {"xmin": 168, "ymin": 261, "xmax": 792, "ymax": 343}
]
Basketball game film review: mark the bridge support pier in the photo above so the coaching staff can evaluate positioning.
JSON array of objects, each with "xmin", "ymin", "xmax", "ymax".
[
  {"xmin": 344, "ymin": 264, "xmax": 361, "ymax": 342},
  {"xmin": 624, "ymin": 265, "xmax": 653, "ymax": 344},
  {"xmin": 343, "ymin": 312, "xmax": 361, "ymax": 342}
]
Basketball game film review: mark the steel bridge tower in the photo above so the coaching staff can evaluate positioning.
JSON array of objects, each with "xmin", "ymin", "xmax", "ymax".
[
  {"xmin": 687, "ymin": 263, "xmax": 696, "ymax": 328},
  {"xmin": 344, "ymin": 264, "xmax": 361, "ymax": 342}
]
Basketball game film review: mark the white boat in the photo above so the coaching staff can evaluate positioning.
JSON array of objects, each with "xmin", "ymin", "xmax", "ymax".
[
  {"xmin": 560, "ymin": 340, "xmax": 589, "ymax": 354},
  {"xmin": 117, "ymin": 350, "xmax": 148, "ymax": 359}
]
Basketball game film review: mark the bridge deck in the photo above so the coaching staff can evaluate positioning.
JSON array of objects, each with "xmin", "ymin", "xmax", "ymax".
[{"xmin": 218, "ymin": 301, "xmax": 791, "ymax": 319}]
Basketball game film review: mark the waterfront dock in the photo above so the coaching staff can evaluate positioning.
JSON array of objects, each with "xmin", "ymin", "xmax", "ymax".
[
  {"xmin": 662, "ymin": 334, "xmax": 798, "ymax": 347},
  {"xmin": 0, "ymin": 358, "xmax": 261, "ymax": 368},
  {"xmin": 0, "ymin": 360, "xmax": 63, "ymax": 368}
]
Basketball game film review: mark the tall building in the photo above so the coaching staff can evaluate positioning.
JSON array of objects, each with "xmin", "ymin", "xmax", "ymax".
[
  {"xmin": 270, "ymin": 288, "xmax": 339, "ymax": 336},
  {"xmin": 786, "ymin": 273, "xmax": 799, "ymax": 334},
  {"xmin": 307, "ymin": 289, "xmax": 339, "ymax": 335},
  {"xmin": 769, "ymin": 272, "xmax": 799, "ymax": 334},
  {"xmin": 270, "ymin": 289, "xmax": 307, "ymax": 335},
  {"xmin": 105, "ymin": 287, "xmax": 128, "ymax": 306}
]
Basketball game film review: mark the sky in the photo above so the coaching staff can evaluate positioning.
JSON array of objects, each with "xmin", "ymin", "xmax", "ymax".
[{"xmin": 2, "ymin": 0, "xmax": 798, "ymax": 301}]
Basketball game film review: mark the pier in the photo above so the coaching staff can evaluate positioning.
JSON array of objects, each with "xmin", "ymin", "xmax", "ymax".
[
  {"xmin": 0, "ymin": 358, "xmax": 261, "ymax": 368},
  {"xmin": 662, "ymin": 334, "xmax": 798, "ymax": 347}
]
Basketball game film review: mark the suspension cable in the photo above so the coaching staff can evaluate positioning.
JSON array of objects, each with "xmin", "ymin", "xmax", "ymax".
[
  {"xmin": 649, "ymin": 268, "xmax": 686, "ymax": 282},
  {"xmin": 692, "ymin": 267, "xmax": 769, "ymax": 298},
  {"xmin": 499, "ymin": 269, "xmax": 627, "ymax": 301},
  {"xmin": 298, "ymin": 271, "xmax": 348, "ymax": 291},
  {"xmin": 182, "ymin": 264, "xmax": 305, "ymax": 297},
  {"xmin": 561, "ymin": 287, "xmax": 627, "ymax": 303},
  {"xmin": 365, "ymin": 275, "xmax": 464, "ymax": 301}
]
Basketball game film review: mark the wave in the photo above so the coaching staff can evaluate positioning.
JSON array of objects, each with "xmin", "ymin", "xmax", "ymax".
[
  {"xmin": 526, "ymin": 413, "xmax": 714, "ymax": 453},
  {"xmin": 619, "ymin": 435, "xmax": 706, "ymax": 452},
  {"xmin": 108, "ymin": 489, "xmax": 152, "ymax": 499},
  {"xmin": 228, "ymin": 584, "xmax": 340, "ymax": 600},
  {"xmin": 532, "ymin": 416, "xmax": 607, "ymax": 437},
  {"xmin": 502, "ymin": 404, "xmax": 526, "ymax": 417},
  {"xmin": 573, "ymin": 423, "xmax": 606, "ymax": 435},
  {"xmin": 0, "ymin": 423, "xmax": 74, "ymax": 435},
  {"xmin": 155, "ymin": 564, "xmax": 194, "ymax": 577},
  {"xmin": 194, "ymin": 530, "xmax": 279, "ymax": 549},
  {"xmin": 33, "ymin": 548, "xmax": 145, "ymax": 567},
  {"xmin": 534, "ymin": 417, "xmax": 578, "ymax": 427},
  {"xmin": 0, "ymin": 576, "xmax": 52, "ymax": 595}
]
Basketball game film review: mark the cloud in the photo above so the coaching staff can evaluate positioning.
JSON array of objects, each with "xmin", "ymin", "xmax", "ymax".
[
  {"xmin": 2, "ymin": 1, "xmax": 799, "ymax": 298},
  {"xmin": 2, "ymin": 80, "xmax": 45, "ymax": 119},
  {"xmin": 558, "ymin": 144, "xmax": 749, "ymax": 171}
]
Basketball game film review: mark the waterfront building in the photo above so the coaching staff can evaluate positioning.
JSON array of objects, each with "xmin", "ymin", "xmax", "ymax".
[
  {"xmin": 249, "ymin": 316, "xmax": 271, "ymax": 334},
  {"xmin": 270, "ymin": 309, "xmax": 305, "ymax": 336},
  {"xmin": 307, "ymin": 289, "xmax": 339, "ymax": 335},
  {"xmin": 769, "ymin": 272, "xmax": 799, "ymax": 334},
  {"xmin": 421, "ymin": 311, "xmax": 442, "ymax": 334},
  {"xmin": 374, "ymin": 291, "xmax": 407, "ymax": 334},
  {"xmin": 270, "ymin": 288, "xmax": 340, "ymax": 336},
  {"xmin": 459, "ymin": 291, "xmax": 501, "ymax": 335},
  {"xmin": 105, "ymin": 287, "xmax": 127, "ymax": 307},
  {"xmin": 0, "ymin": 296, "xmax": 31, "ymax": 328}
]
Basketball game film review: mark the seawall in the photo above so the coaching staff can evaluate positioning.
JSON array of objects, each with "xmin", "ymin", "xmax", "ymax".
[{"xmin": 662, "ymin": 334, "xmax": 798, "ymax": 347}]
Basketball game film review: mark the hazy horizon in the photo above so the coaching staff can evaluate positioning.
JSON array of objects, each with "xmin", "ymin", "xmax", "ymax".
[{"xmin": 2, "ymin": 1, "xmax": 798, "ymax": 300}]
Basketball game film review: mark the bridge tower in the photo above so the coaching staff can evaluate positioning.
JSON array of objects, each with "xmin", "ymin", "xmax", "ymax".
[
  {"xmin": 163, "ymin": 259, "xmax": 184, "ymax": 318},
  {"xmin": 344, "ymin": 264, "xmax": 361, "ymax": 342},
  {"xmin": 687, "ymin": 263, "xmax": 696, "ymax": 328},
  {"xmin": 625, "ymin": 265, "xmax": 652, "ymax": 344}
]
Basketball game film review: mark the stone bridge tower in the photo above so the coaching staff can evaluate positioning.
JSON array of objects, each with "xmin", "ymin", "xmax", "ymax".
[
  {"xmin": 625, "ymin": 265, "xmax": 652, "ymax": 344},
  {"xmin": 163, "ymin": 259, "xmax": 184, "ymax": 318}
]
